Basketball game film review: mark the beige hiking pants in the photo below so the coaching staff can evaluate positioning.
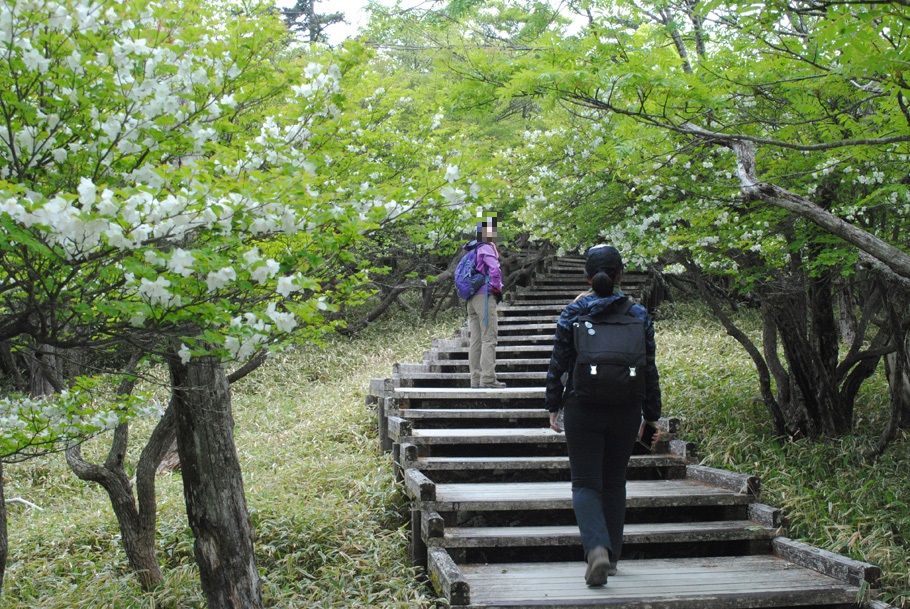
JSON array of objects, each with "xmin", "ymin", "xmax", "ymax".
[{"xmin": 467, "ymin": 291, "xmax": 499, "ymax": 385}]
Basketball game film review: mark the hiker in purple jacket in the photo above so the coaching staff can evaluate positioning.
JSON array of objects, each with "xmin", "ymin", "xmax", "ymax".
[{"xmin": 467, "ymin": 218, "xmax": 505, "ymax": 388}]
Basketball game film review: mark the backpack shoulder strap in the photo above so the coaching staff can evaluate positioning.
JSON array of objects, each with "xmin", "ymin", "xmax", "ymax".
[{"xmin": 615, "ymin": 297, "xmax": 635, "ymax": 317}]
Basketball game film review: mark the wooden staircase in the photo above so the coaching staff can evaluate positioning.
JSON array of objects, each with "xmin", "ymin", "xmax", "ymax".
[{"xmin": 368, "ymin": 255, "xmax": 892, "ymax": 609}]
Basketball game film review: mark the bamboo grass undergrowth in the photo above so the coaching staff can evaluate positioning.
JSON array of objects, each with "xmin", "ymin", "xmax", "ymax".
[{"xmin": 2, "ymin": 302, "xmax": 907, "ymax": 608}]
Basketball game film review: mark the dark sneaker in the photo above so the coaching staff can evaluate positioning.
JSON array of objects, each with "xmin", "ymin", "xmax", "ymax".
[
  {"xmin": 585, "ymin": 546, "xmax": 610, "ymax": 587},
  {"xmin": 607, "ymin": 562, "xmax": 618, "ymax": 576},
  {"xmin": 479, "ymin": 380, "xmax": 507, "ymax": 388}
]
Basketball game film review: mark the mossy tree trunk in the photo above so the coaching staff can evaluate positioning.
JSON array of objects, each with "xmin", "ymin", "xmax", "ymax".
[{"xmin": 168, "ymin": 354, "xmax": 262, "ymax": 609}]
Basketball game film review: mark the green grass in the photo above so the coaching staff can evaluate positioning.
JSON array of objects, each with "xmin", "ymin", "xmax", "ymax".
[
  {"xmin": 656, "ymin": 301, "xmax": 910, "ymax": 609},
  {"xmin": 3, "ymin": 302, "xmax": 908, "ymax": 608},
  {"xmin": 3, "ymin": 310, "xmax": 463, "ymax": 609}
]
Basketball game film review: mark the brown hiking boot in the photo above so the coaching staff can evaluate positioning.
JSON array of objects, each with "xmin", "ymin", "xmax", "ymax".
[{"xmin": 585, "ymin": 546, "xmax": 610, "ymax": 587}]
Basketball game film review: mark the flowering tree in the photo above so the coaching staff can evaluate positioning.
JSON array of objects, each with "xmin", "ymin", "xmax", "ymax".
[
  {"xmin": 0, "ymin": 0, "xmax": 387, "ymax": 604},
  {"xmin": 405, "ymin": 0, "xmax": 910, "ymax": 444},
  {"xmin": 0, "ymin": 0, "xmax": 518, "ymax": 602}
]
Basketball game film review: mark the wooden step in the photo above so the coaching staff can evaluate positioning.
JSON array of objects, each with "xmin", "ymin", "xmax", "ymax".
[
  {"xmin": 392, "ymin": 408, "xmax": 549, "ymax": 421},
  {"xmin": 394, "ymin": 371, "xmax": 548, "ymax": 384},
  {"xmin": 426, "ymin": 345, "xmax": 554, "ymax": 356},
  {"xmin": 422, "ymin": 358, "xmax": 551, "ymax": 370},
  {"xmin": 498, "ymin": 304, "xmax": 571, "ymax": 314},
  {"xmin": 424, "ymin": 480, "xmax": 752, "ymax": 511},
  {"xmin": 498, "ymin": 315, "xmax": 561, "ymax": 324},
  {"xmin": 404, "ymin": 428, "xmax": 561, "ymax": 446},
  {"xmin": 394, "ymin": 387, "xmax": 545, "ymax": 400},
  {"xmin": 427, "ymin": 520, "xmax": 777, "ymax": 549},
  {"xmin": 443, "ymin": 554, "xmax": 859, "ymax": 607},
  {"xmin": 452, "ymin": 333, "xmax": 555, "ymax": 344},
  {"xmin": 411, "ymin": 454, "xmax": 684, "ymax": 473}
]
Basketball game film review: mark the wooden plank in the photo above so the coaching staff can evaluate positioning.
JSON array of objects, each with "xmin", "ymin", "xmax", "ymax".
[
  {"xmin": 749, "ymin": 503, "xmax": 784, "ymax": 528},
  {"xmin": 413, "ymin": 454, "xmax": 685, "ymax": 472},
  {"xmin": 398, "ymin": 442, "xmax": 417, "ymax": 468},
  {"xmin": 404, "ymin": 468, "xmax": 436, "ymax": 502},
  {"xmin": 391, "ymin": 408, "xmax": 549, "ymax": 420},
  {"xmin": 421, "ymin": 510, "xmax": 445, "ymax": 539},
  {"xmin": 429, "ymin": 480, "xmax": 752, "ymax": 511},
  {"xmin": 426, "ymin": 345, "xmax": 554, "ymax": 355},
  {"xmin": 377, "ymin": 396, "xmax": 391, "ymax": 452},
  {"xmin": 772, "ymin": 536, "xmax": 882, "ymax": 587},
  {"xmin": 458, "ymin": 555, "xmax": 857, "ymax": 607},
  {"xmin": 423, "ymin": 357, "xmax": 551, "ymax": 366},
  {"xmin": 386, "ymin": 415, "xmax": 411, "ymax": 441},
  {"xmin": 394, "ymin": 387, "xmax": 545, "ymax": 400},
  {"xmin": 686, "ymin": 464, "xmax": 760, "ymax": 496},
  {"xmin": 670, "ymin": 438, "xmax": 698, "ymax": 460},
  {"xmin": 408, "ymin": 428, "xmax": 564, "ymax": 446},
  {"xmin": 428, "ymin": 548, "xmax": 470, "ymax": 606},
  {"xmin": 392, "ymin": 371, "xmax": 548, "ymax": 381},
  {"xmin": 430, "ymin": 520, "xmax": 775, "ymax": 548}
]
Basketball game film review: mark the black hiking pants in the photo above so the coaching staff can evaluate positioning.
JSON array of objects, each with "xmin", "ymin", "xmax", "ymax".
[{"xmin": 563, "ymin": 398, "xmax": 641, "ymax": 563}]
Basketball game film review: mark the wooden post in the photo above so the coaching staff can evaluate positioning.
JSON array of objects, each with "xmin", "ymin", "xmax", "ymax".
[
  {"xmin": 377, "ymin": 397, "xmax": 392, "ymax": 453},
  {"xmin": 687, "ymin": 464, "xmax": 761, "ymax": 497},
  {"xmin": 410, "ymin": 508, "xmax": 428, "ymax": 568},
  {"xmin": 428, "ymin": 548, "xmax": 470, "ymax": 606},
  {"xmin": 404, "ymin": 469, "xmax": 436, "ymax": 502},
  {"xmin": 772, "ymin": 537, "xmax": 882, "ymax": 588}
]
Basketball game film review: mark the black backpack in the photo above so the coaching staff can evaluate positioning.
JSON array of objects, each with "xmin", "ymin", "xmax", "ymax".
[{"xmin": 571, "ymin": 298, "xmax": 647, "ymax": 407}]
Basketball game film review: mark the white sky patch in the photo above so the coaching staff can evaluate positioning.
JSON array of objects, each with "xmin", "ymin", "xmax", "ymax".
[
  {"xmin": 275, "ymin": 0, "xmax": 430, "ymax": 44},
  {"xmin": 275, "ymin": 0, "xmax": 586, "ymax": 44}
]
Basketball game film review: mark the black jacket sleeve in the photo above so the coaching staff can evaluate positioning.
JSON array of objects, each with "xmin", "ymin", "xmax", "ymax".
[
  {"xmin": 642, "ymin": 314, "xmax": 662, "ymax": 422},
  {"xmin": 545, "ymin": 322, "xmax": 575, "ymax": 412}
]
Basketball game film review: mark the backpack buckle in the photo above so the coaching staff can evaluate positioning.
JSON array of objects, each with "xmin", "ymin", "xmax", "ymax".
[
  {"xmin": 629, "ymin": 367, "xmax": 637, "ymax": 377},
  {"xmin": 590, "ymin": 364, "xmax": 598, "ymax": 376}
]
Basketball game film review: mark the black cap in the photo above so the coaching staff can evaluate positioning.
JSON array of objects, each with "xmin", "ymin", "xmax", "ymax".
[{"xmin": 584, "ymin": 244, "xmax": 623, "ymax": 278}]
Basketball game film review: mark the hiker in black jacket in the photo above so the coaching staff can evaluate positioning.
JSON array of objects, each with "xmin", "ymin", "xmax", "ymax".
[{"xmin": 544, "ymin": 245, "xmax": 662, "ymax": 587}]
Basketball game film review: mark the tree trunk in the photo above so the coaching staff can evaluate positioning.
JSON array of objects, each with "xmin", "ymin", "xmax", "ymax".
[
  {"xmin": 168, "ymin": 355, "xmax": 262, "ymax": 609},
  {"xmin": 66, "ymin": 403, "xmax": 178, "ymax": 590},
  {"xmin": 67, "ymin": 427, "xmax": 165, "ymax": 589},
  {"xmin": 884, "ymin": 331, "xmax": 910, "ymax": 429},
  {"xmin": 0, "ymin": 463, "xmax": 7, "ymax": 593}
]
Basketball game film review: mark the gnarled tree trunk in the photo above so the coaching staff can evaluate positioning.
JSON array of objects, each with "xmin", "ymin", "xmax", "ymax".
[{"xmin": 168, "ymin": 354, "xmax": 262, "ymax": 609}]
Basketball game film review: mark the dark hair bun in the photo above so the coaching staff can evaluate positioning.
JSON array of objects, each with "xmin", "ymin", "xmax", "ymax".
[{"xmin": 591, "ymin": 270, "xmax": 614, "ymax": 297}]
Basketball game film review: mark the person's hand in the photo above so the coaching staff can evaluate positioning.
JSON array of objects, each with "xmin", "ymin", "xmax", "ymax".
[
  {"xmin": 493, "ymin": 291, "xmax": 503, "ymax": 304},
  {"xmin": 549, "ymin": 411, "xmax": 563, "ymax": 433},
  {"xmin": 638, "ymin": 419, "xmax": 660, "ymax": 447}
]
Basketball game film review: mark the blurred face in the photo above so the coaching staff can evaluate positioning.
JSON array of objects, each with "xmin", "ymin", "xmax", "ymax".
[{"xmin": 483, "ymin": 222, "xmax": 497, "ymax": 242}]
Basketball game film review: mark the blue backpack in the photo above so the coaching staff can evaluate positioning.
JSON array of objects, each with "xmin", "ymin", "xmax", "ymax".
[{"xmin": 454, "ymin": 241, "xmax": 488, "ymax": 300}]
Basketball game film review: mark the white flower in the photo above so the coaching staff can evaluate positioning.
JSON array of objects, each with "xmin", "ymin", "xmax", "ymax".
[
  {"xmin": 178, "ymin": 343, "xmax": 191, "ymax": 364},
  {"xmin": 77, "ymin": 177, "xmax": 96, "ymax": 208},
  {"xmin": 440, "ymin": 186, "xmax": 464, "ymax": 205},
  {"xmin": 250, "ymin": 258, "xmax": 279, "ymax": 284},
  {"xmin": 316, "ymin": 296, "xmax": 329, "ymax": 311},
  {"xmin": 243, "ymin": 247, "xmax": 262, "ymax": 266},
  {"xmin": 276, "ymin": 275, "xmax": 298, "ymax": 297},
  {"xmin": 167, "ymin": 249, "xmax": 194, "ymax": 277},
  {"xmin": 445, "ymin": 165, "xmax": 460, "ymax": 183},
  {"xmin": 144, "ymin": 250, "xmax": 165, "ymax": 266},
  {"xmin": 138, "ymin": 276, "xmax": 173, "ymax": 307},
  {"xmin": 206, "ymin": 266, "xmax": 237, "ymax": 291},
  {"xmin": 266, "ymin": 303, "xmax": 297, "ymax": 333}
]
